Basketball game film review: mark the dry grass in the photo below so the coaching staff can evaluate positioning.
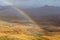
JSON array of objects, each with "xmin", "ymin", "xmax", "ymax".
[{"xmin": 0, "ymin": 21, "xmax": 60, "ymax": 40}]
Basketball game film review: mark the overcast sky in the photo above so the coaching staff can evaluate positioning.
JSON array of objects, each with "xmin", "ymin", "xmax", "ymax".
[{"xmin": 0, "ymin": 0, "xmax": 60, "ymax": 8}]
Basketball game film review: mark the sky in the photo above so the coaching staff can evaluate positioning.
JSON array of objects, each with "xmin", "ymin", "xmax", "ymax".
[{"xmin": 0, "ymin": 0, "xmax": 60, "ymax": 8}]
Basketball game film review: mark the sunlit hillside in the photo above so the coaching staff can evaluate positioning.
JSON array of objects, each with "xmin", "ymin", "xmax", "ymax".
[
  {"xmin": 0, "ymin": 20, "xmax": 60, "ymax": 40},
  {"xmin": 0, "ymin": 20, "xmax": 46, "ymax": 40}
]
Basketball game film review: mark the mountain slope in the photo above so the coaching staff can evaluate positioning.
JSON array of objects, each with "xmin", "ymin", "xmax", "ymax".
[
  {"xmin": 24, "ymin": 5, "xmax": 60, "ymax": 32},
  {"xmin": 0, "ymin": 6, "xmax": 30, "ymax": 24}
]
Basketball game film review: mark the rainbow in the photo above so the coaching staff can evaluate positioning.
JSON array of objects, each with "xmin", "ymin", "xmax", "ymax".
[{"xmin": 4, "ymin": 0, "xmax": 43, "ymax": 30}]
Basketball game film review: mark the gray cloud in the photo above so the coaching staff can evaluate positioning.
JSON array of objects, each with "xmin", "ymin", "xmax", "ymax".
[{"xmin": 0, "ymin": 0, "xmax": 60, "ymax": 8}]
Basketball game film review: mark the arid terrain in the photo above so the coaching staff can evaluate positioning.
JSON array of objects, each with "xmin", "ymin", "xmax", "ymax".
[
  {"xmin": 0, "ymin": 20, "xmax": 46, "ymax": 40},
  {"xmin": 0, "ymin": 20, "xmax": 60, "ymax": 40},
  {"xmin": 0, "ymin": 5, "xmax": 60, "ymax": 40}
]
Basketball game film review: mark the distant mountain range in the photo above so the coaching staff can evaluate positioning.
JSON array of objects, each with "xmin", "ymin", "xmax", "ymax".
[
  {"xmin": 0, "ymin": 6, "xmax": 30, "ymax": 24},
  {"xmin": 24, "ymin": 5, "xmax": 60, "ymax": 26},
  {"xmin": 24, "ymin": 5, "xmax": 60, "ymax": 32},
  {"xmin": 0, "ymin": 5, "xmax": 60, "ymax": 32}
]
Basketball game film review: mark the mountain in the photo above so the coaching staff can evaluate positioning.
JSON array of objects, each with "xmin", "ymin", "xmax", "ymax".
[
  {"xmin": 0, "ymin": 5, "xmax": 60, "ymax": 32},
  {"xmin": 24, "ymin": 5, "xmax": 60, "ymax": 32},
  {"xmin": 0, "ymin": 6, "xmax": 30, "ymax": 24},
  {"xmin": 0, "ymin": 6, "xmax": 45, "ymax": 39},
  {"xmin": 24, "ymin": 5, "xmax": 60, "ymax": 19}
]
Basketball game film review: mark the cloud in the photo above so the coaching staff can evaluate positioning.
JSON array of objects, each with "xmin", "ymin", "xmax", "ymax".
[
  {"xmin": 1, "ymin": 0, "xmax": 60, "ymax": 8},
  {"xmin": 6, "ymin": 0, "xmax": 44, "ymax": 7},
  {"xmin": 0, "ymin": 0, "xmax": 12, "ymax": 6}
]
